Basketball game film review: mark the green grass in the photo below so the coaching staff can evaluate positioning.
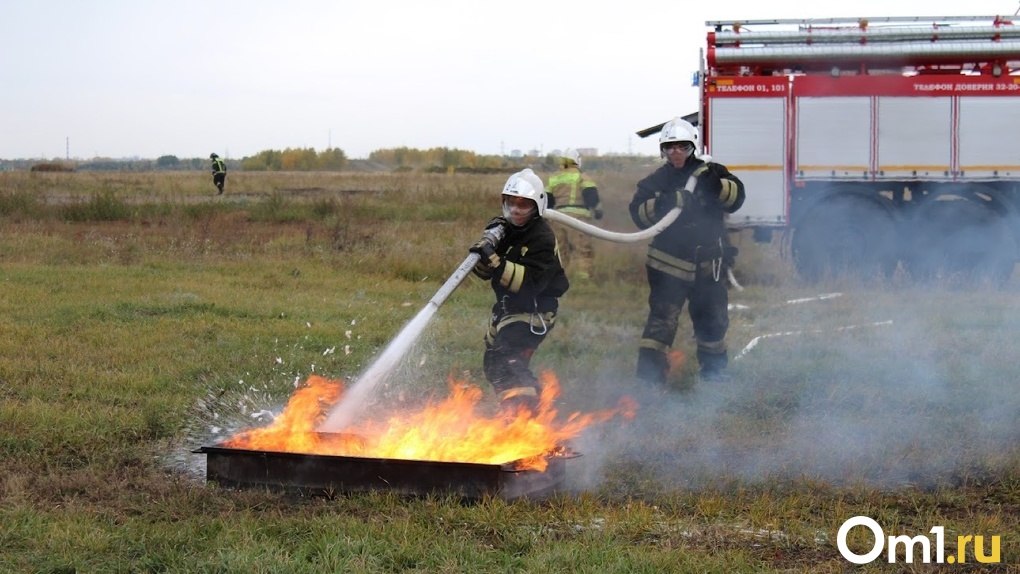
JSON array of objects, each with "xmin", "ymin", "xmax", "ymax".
[{"xmin": 0, "ymin": 170, "xmax": 1018, "ymax": 572}]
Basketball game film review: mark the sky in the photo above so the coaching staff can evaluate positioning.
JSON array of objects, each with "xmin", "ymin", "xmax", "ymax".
[{"xmin": 3, "ymin": 0, "xmax": 1019, "ymax": 161}]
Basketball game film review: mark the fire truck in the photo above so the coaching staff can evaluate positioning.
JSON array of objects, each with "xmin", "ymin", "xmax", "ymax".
[{"xmin": 675, "ymin": 15, "xmax": 1020, "ymax": 282}]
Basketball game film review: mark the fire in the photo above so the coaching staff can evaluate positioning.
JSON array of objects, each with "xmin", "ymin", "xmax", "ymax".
[
  {"xmin": 667, "ymin": 349, "xmax": 686, "ymax": 372},
  {"xmin": 221, "ymin": 372, "xmax": 636, "ymax": 471}
]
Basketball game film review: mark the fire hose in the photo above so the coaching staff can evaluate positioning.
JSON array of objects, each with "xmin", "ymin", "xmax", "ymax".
[
  {"xmin": 427, "ymin": 202, "xmax": 686, "ymax": 315},
  {"xmin": 542, "ymin": 175, "xmax": 743, "ymax": 290},
  {"xmin": 436, "ymin": 172, "xmax": 704, "ymax": 313},
  {"xmin": 321, "ymin": 175, "xmax": 722, "ymax": 431}
]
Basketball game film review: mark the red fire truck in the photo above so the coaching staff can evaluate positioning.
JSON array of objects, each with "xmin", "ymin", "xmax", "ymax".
[{"xmin": 677, "ymin": 16, "xmax": 1020, "ymax": 282}]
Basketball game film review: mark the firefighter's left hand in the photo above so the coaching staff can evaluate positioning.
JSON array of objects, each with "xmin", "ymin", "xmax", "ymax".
[
  {"xmin": 593, "ymin": 208, "xmax": 604, "ymax": 220},
  {"xmin": 654, "ymin": 190, "xmax": 683, "ymax": 217},
  {"xmin": 696, "ymin": 171, "xmax": 723, "ymax": 204},
  {"xmin": 469, "ymin": 239, "xmax": 501, "ymax": 269}
]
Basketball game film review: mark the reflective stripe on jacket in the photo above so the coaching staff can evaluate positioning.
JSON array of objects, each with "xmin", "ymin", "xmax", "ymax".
[{"xmin": 547, "ymin": 167, "xmax": 599, "ymax": 218}]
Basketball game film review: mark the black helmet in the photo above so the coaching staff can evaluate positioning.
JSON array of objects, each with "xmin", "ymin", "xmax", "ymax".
[{"xmin": 210, "ymin": 153, "xmax": 218, "ymax": 159}]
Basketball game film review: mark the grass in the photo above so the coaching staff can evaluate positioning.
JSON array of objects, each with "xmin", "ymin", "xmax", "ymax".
[{"xmin": 0, "ymin": 170, "xmax": 1018, "ymax": 572}]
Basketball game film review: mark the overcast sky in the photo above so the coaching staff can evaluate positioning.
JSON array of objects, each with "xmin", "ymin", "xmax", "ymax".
[{"xmin": 2, "ymin": 1, "xmax": 1018, "ymax": 160}]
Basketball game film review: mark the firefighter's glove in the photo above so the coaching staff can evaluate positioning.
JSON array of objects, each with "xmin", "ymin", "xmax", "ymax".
[
  {"xmin": 485, "ymin": 216, "xmax": 508, "ymax": 232},
  {"xmin": 696, "ymin": 171, "xmax": 724, "ymax": 205},
  {"xmin": 654, "ymin": 190, "xmax": 683, "ymax": 217},
  {"xmin": 469, "ymin": 239, "xmax": 502, "ymax": 270},
  {"xmin": 593, "ymin": 208, "xmax": 604, "ymax": 220}
]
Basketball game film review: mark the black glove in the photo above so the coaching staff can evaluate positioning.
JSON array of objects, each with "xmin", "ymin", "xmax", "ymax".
[
  {"xmin": 593, "ymin": 208, "xmax": 604, "ymax": 220},
  {"xmin": 696, "ymin": 171, "xmax": 723, "ymax": 204},
  {"xmin": 654, "ymin": 190, "xmax": 683, "ymax": 217},
  {"xmin": 469, "ymin": 238, "xmax": 501, "ymax": 270},
  {"xmin": 472, "ymin": 259, "xmax": 493, "ymax": 279},
  {"xmin": 485, "ymin": 216, "xmax": 508, "ymax": 232}
]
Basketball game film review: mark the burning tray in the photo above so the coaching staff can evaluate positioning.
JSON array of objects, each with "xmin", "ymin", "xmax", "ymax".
[{"xmin": 193, "ymin": 443, "xmax": 569, "ymax": 500}]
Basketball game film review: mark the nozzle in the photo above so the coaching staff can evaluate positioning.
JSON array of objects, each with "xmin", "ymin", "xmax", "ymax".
[{"xmin": 482, "ymin": 224, "xmax": 506, "ymax": 246}]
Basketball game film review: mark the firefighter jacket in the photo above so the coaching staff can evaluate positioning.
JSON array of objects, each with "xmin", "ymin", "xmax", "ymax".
[
  {"xmin": 473, "ymin": 216, "xmax": 569, "ymax": 315},
  {"xmin": 546, "ymin": 167, "xmax": 602, "ymax": 218},
  {"xmin": 628, "ymin": 159, "xmax": 745, "ymax": 281},
  {"xmin": 211, "ymin": 156, "xmax": 226, "ymax": 175}
]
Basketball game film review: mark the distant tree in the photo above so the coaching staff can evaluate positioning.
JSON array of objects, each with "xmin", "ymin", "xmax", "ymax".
[
  {"xmin": 156, "ymin": 155, "xmax": 180, "ymax": 169},
  {"xmin": 240, "ymin": 147, "xmax": 348, "ymax": 171},
  {"xmin": 318, "ymin": 147, "xmax": 347, "ymax": 171},
  {"xmin": 241, "ymin": 150, "xmax": 283, "ymax": 171},
  {"xmin": 280, "ymin": 147, "xmax": 317, "ymax": 171}
]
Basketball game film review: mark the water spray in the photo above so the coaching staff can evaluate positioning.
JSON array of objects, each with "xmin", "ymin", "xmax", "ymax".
[{"xmin": 319, "ymin": 225, "xmax": 507, "ymax": 431}]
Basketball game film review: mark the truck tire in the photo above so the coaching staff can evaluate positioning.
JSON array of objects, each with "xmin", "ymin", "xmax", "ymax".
[
  {"xmin": 792, "ymin": 192, "xmax": 898, "ymax": 283},
  {"xmin": 904, "ymin": 192, "xmax": 1016, "ymax": 287}
]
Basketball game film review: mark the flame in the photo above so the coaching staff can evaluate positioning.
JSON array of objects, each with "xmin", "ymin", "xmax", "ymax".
[
  {"xmin": 667, "ymin": 349, "xmax": 686, "ymax": 372},
  {"xmin": 221, "ymin": 372, "xmax": 636, "ymax": 471}
]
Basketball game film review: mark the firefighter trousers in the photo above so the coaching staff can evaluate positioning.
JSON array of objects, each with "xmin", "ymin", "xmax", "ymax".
[
  {"xmin": 483, "ymin": 311, "xmax": 555, "ymax": 399},
  {"xmin": 553, "ymin": 220, "xmax": 595, "ymax": 280},
  {"xmin": 636, "ymin": 266, "xmax": 729, "ymax": 385}
]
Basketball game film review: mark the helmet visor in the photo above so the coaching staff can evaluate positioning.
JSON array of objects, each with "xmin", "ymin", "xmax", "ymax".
[
  {"xmin": 661, "ymin": 142, "xmax": 694, "ymax": 155},
  {"xmin": 502, "ymin": 196, "xmax": 537, "ymax": 226}
]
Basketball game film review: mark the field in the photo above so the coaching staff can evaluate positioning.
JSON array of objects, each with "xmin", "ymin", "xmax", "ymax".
[{"xmin": 1, "ymin": 169, "xmax": 1018, "ymax": 572}]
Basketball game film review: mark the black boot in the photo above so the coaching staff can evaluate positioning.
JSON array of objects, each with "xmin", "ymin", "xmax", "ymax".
[{"xmin": 636, "ymin": 347, "xmax": 669, "ymax": 387}]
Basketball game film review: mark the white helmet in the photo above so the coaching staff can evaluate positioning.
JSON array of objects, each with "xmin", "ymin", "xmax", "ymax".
[
  {"xmin": 659, "ymin": 117, "xmax": 699, "ymax": 157},
  {"xmin": 560, "ymin": 148, "xmax": 581, "ymax": 169},
  {"xmin": 501, "ymin": 168, "xmax": 547, "ymax": 222}
]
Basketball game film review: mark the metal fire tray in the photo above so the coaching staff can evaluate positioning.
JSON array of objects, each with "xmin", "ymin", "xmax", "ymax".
[{"xmin": 193, "ymin": 444, "xmax": 568, "ymax": 500}]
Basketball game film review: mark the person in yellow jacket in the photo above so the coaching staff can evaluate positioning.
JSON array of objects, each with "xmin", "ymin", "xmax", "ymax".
[
  {"xmin": 545, "ymin": 148, "xmax": 603, "ymax": 281},
  {"xmin": 210, "ymin": 153, "xmax": 226, "ymax": 195}
]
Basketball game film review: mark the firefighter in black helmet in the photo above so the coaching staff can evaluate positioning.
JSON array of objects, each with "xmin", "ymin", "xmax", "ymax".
[
  {"xmin": 628, "ymin": 117, "xmax": 745, "ymax": 385},
  {"xmin": 469, "ymin": 168, "xmax": 569, "ymax": 412},
  {"xmin": 210, "ymin": 153, "xmax": 226, "ymax": 195}
]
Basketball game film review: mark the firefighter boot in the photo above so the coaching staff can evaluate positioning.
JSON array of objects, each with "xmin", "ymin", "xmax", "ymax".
[
  {"xmin": 636, "ymin": 347, "xmax": 670, "ymax": 387},
  {"xmin": 499, "ymin": 386, "xmax": 539, "ymax": 415},
  {"xmin": 697, "ymin": 348, "xmax": 730, "ymax": 382}
]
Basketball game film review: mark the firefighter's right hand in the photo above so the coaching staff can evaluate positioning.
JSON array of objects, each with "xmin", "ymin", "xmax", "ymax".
[
  {"xmin": 469, "ymin": 239, "xmax": 502, "ymax": 270},
  {"xmin": 485, "ymin": 216, "xmax": 508, "ymax": 231},
  {"xmin": 654, "ymin": 190, "xmax": 683, "ymax": 217}
]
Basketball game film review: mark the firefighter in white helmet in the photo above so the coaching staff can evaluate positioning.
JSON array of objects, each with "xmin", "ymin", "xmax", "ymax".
[
  {"xmin": 469, "ymin": 169, "xmax": 569, "ymax": 412},
  {"xmin": 546, "ymin": 148, "xmax": 604, "ymax": 281},
  {"xmin": 629, "ymin": 117, "xmax": 745, "ymax": 385}
]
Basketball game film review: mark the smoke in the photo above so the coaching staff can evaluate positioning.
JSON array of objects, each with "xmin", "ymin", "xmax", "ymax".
[
  {"xmin": 563, "ymin": 289, "xmax": 1020, "ymax": 493},
  {"xmin": 167, "ymin": 278, "xmax": 1020, "ymax": 497}
]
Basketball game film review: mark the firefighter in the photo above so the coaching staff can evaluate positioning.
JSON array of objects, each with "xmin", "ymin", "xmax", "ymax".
[
  {"xmin": 546, "ymin": 148, "xmax": 603, "ymax": 281},
  {"xmin": 628, "ymin": 117, "xmax": 745, "ymax": 384},
  {"xmin": 210, "ymin": 153, "xmax": 226, "ymax": 195},
  {"xmin": 469, "ymin": 168, "xmax": 569, "ymax": 411}
]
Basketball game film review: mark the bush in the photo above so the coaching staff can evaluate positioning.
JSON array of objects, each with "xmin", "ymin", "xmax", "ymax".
[
  {"xmin": 30, "ymin": 162, "xmax": 75, "ymax": 173},
  {"xmin": 62, "ymin": 190, "xmax": 130, "ymax": 222},
  {"xmin": 0, "ymin": 191, "xmax": 45, "ymax": 219}
]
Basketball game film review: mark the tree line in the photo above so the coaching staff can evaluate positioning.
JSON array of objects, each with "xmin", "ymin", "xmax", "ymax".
[{"xmin": 9, "ymin": 146, "xmax": 654, "ymax": 173}]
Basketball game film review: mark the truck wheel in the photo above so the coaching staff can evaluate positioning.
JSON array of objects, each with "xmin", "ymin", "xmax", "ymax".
[
  {"xmin": 792, "ymin": 194, "xmax": 898, "ymax": 283},
  {"xmin": 904, "ymin": 195, "xmax": 1016, "ymax": 287}
]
